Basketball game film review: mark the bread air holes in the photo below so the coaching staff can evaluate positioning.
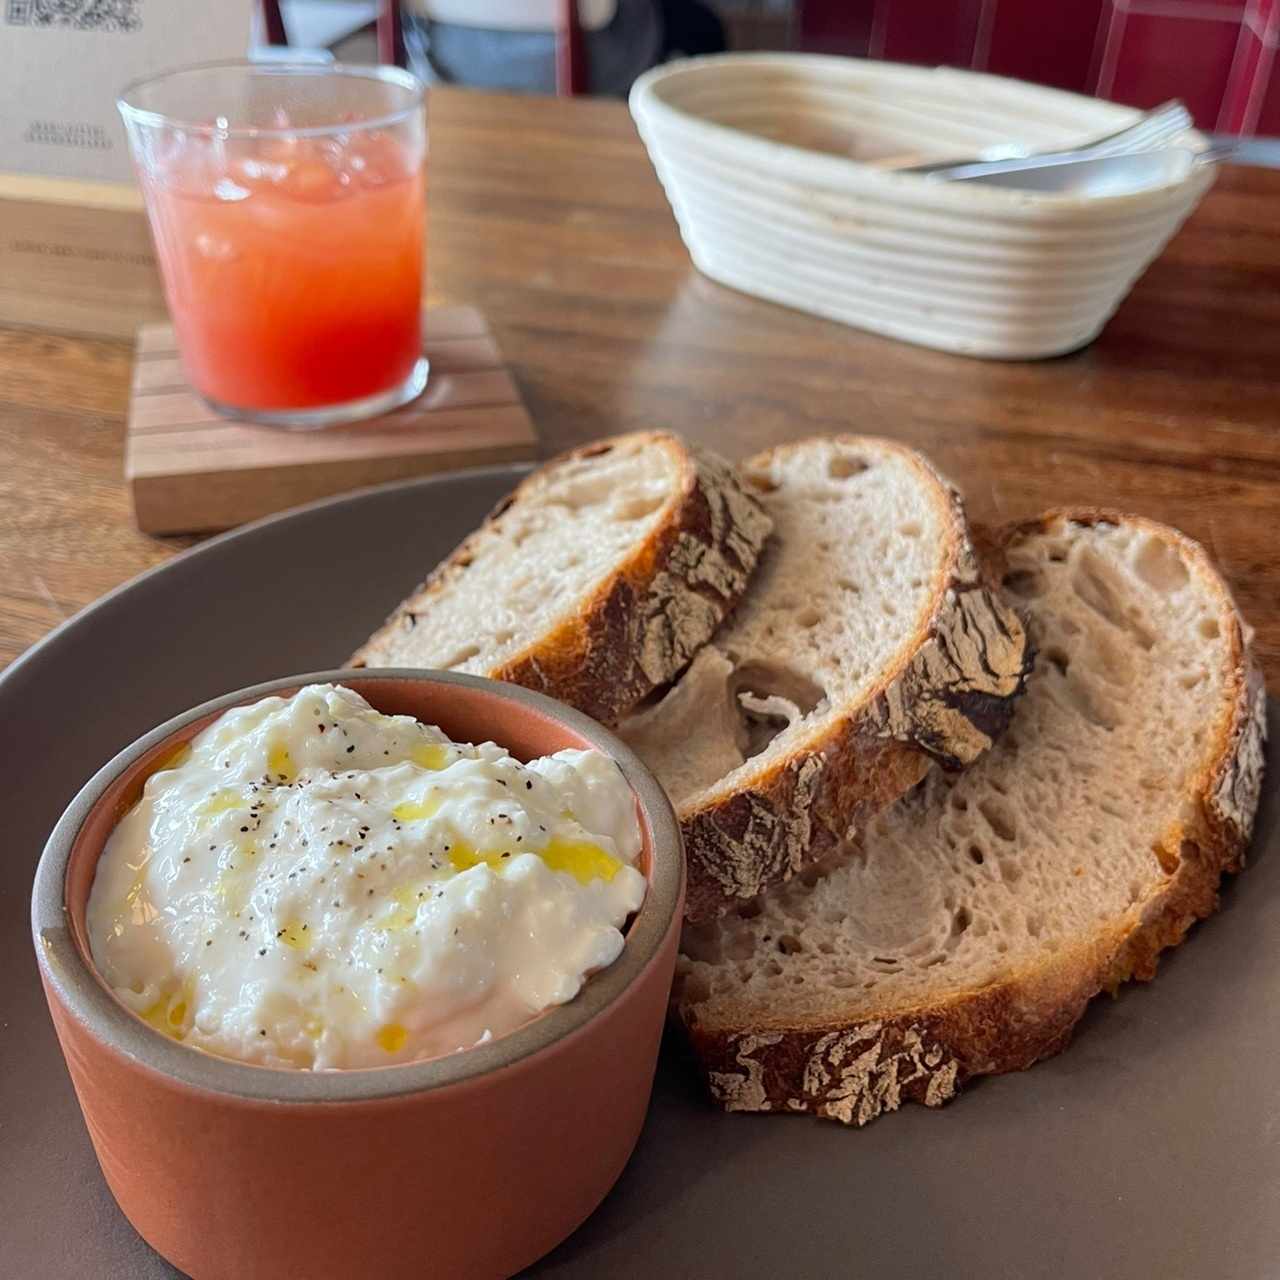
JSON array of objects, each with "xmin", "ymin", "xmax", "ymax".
[
  {"xmin": 1073, "ymin": 550, "xmax": 1156, "ymax": 650},
  {"xmin": 776, "ymin": 934, "xmax": 804, "ymax": 955},
  {"xmin": 1059, "ymin": 674, "xmax": 1118, "ymax": 732},
  {"xmin": 681, "ymin": 923, "xmax": 723, "ymax": 964},
  {"xmin": 613, "ymin": 489, "xmax": 666, "ymax": 522},
  {"xmin": 1044, "ymin": 646, "xmax": 1070, "ymax": 677},
  {"xmin": 730, "ymin": 661, "xmax": 826, "ymax": 759},
  {"xmin": 1133, "ymin": 534, "xmax": 1189, "ymax": 594},
  {"xmin": 1199, "ymin": 616, "xmax": 1219, "ymax": 640},
  {"xmin": 828, "ymin": 453, "xmax": 869, "ymax": 480},
  {"xmin": 899, "ymin": 521, "xmax": 922, "ymax": 538},
  {"xmin": 553, "ymin": 476, "xmax": 614, "ymax": 511},
  {"xmin": 978, "ymin": 797, "xmax": 1017, "ymax": 842},
  {"xmin": 1002, "ymin": 568, "xmax": 1045, "ymax": 599},
  {"xmin": 439, "ymin": 643, "xmax": 481, "ymax": 670},
  {"xmin": 1087, "ymin": 631, "xmax": 1133, "ymax": 688},
  {"xmin": 796, "ymin": 606, "xmax": 821, "ymax": 628}
]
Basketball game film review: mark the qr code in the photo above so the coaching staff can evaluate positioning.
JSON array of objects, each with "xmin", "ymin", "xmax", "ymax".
[{"xmin": 6, "ymin": 0, "xmax": 142, "ymax": 30}]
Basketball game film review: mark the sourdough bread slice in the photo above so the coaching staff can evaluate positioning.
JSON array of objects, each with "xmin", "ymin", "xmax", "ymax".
[
  {"xmin": 350, "ymin": 432, "xmax": 772, "ymax": 725},
  {"xmin": 677, "ymin": 511, "xmax": 1266, "ymax": 1125},
  {"xmin": 618, "ymin": 436, "xmax": 1032, "ymax": 923}
]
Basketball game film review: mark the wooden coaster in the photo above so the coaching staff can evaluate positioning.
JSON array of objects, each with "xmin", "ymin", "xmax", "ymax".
[{"xmin": 125, "ymin": 305, "xmax": 537, "ymax": 535}]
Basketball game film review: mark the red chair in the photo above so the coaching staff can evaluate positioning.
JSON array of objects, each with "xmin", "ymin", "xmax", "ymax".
[{"xmin": 796, "ymin": 0, "xmax": 1280, "ymax": 135}]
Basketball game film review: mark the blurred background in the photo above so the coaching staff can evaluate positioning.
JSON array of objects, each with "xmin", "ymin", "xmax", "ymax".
[{"xmin": 289, "ymin": 0, "xmax": 1279, "ymax": 135}]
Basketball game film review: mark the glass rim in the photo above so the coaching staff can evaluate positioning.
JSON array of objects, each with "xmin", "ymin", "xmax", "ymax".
[{"xmin": 117, "ymin": 59, "xmax": 425, "ymax": 141}]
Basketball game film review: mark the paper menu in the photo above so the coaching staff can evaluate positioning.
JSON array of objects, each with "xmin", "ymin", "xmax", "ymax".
[{"xmin": 0, "ymin": 0, "xmax": 252, "ymax": 184}]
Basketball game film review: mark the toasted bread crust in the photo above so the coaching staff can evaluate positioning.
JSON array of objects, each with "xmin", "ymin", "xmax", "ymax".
[
  {"xmin": 680, "ymin": 441, "xmax": 1032, "ymax": 923},
  {"xmin": 351, "ymin": 433, "xmax": 772, "ymax": 726},
  {"xmin": 680, "ymin": 509, "xmax": 1265, "ymax": 1126}
]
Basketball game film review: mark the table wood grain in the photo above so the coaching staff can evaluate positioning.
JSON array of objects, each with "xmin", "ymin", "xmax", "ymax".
[{"xmin": 3, "ymin": 87, "xmax": 1279, "ymax": 680}]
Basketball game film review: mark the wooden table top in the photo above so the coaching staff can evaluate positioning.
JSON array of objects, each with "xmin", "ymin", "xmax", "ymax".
[{"xmin": 3, "ymin": 87, "xmax": 1279, "ymax": 681}]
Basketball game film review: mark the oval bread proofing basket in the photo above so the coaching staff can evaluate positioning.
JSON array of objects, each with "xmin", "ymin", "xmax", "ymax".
[{"xmin": 629, "ymin": 54, "xmax": 1215, "ymax": 359}]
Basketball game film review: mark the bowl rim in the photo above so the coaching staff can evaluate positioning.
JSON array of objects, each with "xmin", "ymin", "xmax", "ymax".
[
  {"xmin": 31, "ymin": 669, "xmax": 684, "ymax": 1104},
  {"xmin": 629, "ymin": 52, "xmax": 1211, "ymax": 213}
]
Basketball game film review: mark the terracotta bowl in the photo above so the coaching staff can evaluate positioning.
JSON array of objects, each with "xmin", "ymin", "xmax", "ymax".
[{"xmin": 32, "ymin": 670, "xmax": 684, "ymax": 1280}]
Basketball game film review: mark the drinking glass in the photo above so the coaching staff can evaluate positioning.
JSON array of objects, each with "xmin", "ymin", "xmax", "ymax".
[{"xmin": 119, "ymin": 61, "xmax": 427, "ymax": 429}]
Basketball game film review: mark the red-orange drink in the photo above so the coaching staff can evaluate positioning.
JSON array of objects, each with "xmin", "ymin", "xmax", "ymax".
[
  {"xmin": 144, "ymin": 131, "xmax": 423, "ymax": 412},
  {"xmin": 121, "ymin": 64, "xmax": 427, "ymax": 427}
]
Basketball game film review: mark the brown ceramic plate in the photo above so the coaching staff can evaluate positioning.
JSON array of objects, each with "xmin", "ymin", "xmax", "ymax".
[{"xmin": 3, "ymin": 464, "xmax": 1278, "ymax": 1279}]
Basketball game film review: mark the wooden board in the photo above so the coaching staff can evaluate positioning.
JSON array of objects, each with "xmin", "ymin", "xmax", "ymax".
[{"xmin": 125, "ymin": 305, "xmax": 538, "ymax": 534}]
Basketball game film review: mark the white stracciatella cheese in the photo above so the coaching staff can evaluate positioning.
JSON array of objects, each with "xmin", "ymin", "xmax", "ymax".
[{"xmin": 87, "ymin": 684, "xmax": 646, "ymax": 1069}]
